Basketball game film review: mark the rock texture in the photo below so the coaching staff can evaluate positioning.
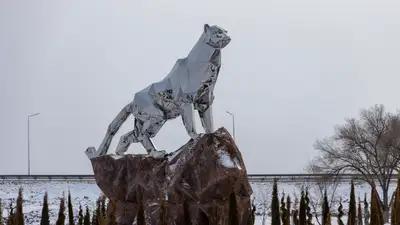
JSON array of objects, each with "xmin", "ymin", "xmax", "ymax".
[{"xmin": 91, "ymin": 127, "xmax": 253, "ymax": 225}]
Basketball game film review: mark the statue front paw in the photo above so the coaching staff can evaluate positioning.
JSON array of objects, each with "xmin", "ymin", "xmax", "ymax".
[
  {"xmin": 85, "ymin": 147, "xmax": 97, "ymax": 159},
  {"xmin": 115, "ymin": 143, "xmax": 128, "ymax": 156},
  {"xmin": 115, "ymin": 150, "xmax": 124, "ymax": 156}
]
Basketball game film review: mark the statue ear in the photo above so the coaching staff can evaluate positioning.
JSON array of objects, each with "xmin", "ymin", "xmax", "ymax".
[{"xmin": 204, "ymin": 24, "xmax": 210, "ymax": 33}]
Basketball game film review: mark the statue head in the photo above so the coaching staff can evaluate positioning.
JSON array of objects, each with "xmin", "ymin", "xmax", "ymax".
[{"xmin": 203, "ymin": 24, "xmax": 231, "ymax": 49}]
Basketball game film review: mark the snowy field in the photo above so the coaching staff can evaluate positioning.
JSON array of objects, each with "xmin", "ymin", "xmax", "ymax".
[
  {"xmin": 251, "ymin": 180, "xmax": 397, "ymax": 225},
  {"xmin": 0, "ymin": 179, "xmax": 101, "ymax": 224},
  {"xmin": 0, "ymin": 179, "xmax": 397, "ymax": 224}
]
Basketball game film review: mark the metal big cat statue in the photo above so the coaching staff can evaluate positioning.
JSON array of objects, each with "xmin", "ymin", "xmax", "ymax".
[{"xmin": 86, "ymin": 24, "xmax": 231, "ymax": 159}]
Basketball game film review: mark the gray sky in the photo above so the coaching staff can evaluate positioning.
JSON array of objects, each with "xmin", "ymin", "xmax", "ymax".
[{"xmin": 1, "ymin": 0, "xmax": 400, "ymax": 174}]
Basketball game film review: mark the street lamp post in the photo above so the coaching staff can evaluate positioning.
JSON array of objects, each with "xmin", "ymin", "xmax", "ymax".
[
  {"xmin": 27, "ymin": 113, "xmax": 40, "ymax": 176},
  {"xmin": 226, "ymin": 111, "xmax": 235, "ymax": 140}
]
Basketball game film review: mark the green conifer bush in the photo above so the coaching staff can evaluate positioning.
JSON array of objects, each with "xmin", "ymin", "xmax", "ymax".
[
  {"xmin": 347, "ymin": 181, "xmax": 357, "ymax": 225},
  {"xmin": 40, "ymin": 192, "xmax": 49, "ymax": 225},
  {"xmin": 68, "ymin": 192, "xmax": 74, "ymax": 225},
  {"xmin": 271, "ymin": 180, "xmax": 281, "ymax": 225},
  {"xmin": 370, "ymin": 187, "xmax": 384, "ymax": 225},
  {"xmin": 55, "ymin": 196, "xmax": 66, "ymax": 225}
]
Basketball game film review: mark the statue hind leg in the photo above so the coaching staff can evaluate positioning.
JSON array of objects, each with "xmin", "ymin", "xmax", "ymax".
[
  {"xmin": 115, "ymin": 118, "xmax": 143, "ymax": 155},
  {"xmin": 115, "ymin": 130, "xmax": 137, "ymax": 155},
  {"xmin": 115, "ymin": 118, "xmax": 167, "ymax": 158},
  {"xmin": 140, "ymin": 119, "xmax": 167, "ymax": 158}
]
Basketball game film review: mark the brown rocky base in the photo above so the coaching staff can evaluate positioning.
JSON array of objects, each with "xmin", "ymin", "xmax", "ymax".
[{"xmin": 91, "ymin": 127, "xmax": 253, "ymax": 225}]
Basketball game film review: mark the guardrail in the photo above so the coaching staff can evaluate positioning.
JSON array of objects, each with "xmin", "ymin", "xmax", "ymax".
[
  {"xmin": 248, "ymin": 174, "xmax": 362, "ymax": 182},
  {"xmin": 0, "ymin": 175, "xmax": 95, "ymax": 181}
]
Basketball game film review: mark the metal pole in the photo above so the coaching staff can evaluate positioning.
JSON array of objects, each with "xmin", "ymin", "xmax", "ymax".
[
  {"xmin": 27, "ymin": 113, "xmax": 40, "ymax": 176},
  {"xmin": 27, "ymin": 116, "xmax": 30, "ymax": 176},
  {"xmin": 226, "ymin": 111, "xmax": 235, "ymax": 140}
]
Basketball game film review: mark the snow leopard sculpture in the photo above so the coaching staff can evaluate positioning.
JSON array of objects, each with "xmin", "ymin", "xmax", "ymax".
[{"xmin": 86, "ymin": 24, "xmax": 231, "ymax": 159}]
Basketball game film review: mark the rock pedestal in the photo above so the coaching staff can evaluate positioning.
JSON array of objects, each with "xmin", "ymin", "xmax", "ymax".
[{"xmin": 90, "ymin": 128, "xmax": 253, "ymax": 225}]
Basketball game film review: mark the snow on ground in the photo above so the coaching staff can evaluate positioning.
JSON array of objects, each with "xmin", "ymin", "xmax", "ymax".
[
  {"xmin": 0, "ymin": 179, "xmax": 397, "ymax": 224},
  {"xmin": 252, "ymin": 179, "xmax": 397, "ymax": 225},
  {"xmin": 0, "ymin": 179, "xmax": 101, "ymax": 224}
]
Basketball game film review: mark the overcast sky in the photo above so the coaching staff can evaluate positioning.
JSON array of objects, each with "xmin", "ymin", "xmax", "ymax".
[{"xmin": 1, "ymin": 0, "xmax": 400, "ymax": 174}]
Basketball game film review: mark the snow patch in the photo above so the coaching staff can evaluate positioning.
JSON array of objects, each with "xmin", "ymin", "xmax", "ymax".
[
  {"xmin": 234, "ymin": 158, "xmax": 242, "ymax": 170},
  {"xmin": 217, "ymin": 149, "xmax": 241, "ymax": 169},
  {"xmin": 110, "ymin": 154, "xmax": 124, "ymax": 159}
]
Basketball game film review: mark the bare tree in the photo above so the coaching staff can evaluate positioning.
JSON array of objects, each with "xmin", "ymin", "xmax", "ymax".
[
  {"xmin": 295, "ymin": 174, "xmax": 340, "ymax": 225},
  {"xmin": 307, "ymin": 177, "xmax": 341, "ymax": 225},
  {"xmin": 311, "ymin": 105, "xmax": 400, "ymax": 222}
]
